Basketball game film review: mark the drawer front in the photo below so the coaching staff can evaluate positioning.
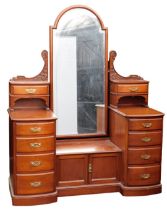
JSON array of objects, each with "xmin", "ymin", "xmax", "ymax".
[
  {"xmin": 128, "ymin": 147, "xmax": 161, "ymax": 165},
  {"xmin": 117, "ymin": 84, "xmax": 148, "ymax": 93},
  {"xmin": 16, "ymin": 153, "xmax": 55, "ymax": 172},
  {"xmin": 16, "ymin": 122, "xmax": 55, "ymax": 136},
  {"xmin": 11, "ymin": 85, "xmax": 49, "ymax": 95},
  {"xmin": 16, "ymin": 172, "xmax": 55, "ymax": 195},
  {"xmin": 127, "ymin": 165, "xmax": 161, "ymax": 186},
  {"xmin": 16, "ymin": 136, "xmax": 55, "ymax": 153},
  {"xmin": 128, "ymin": 131, "xmax": 162, "ymax": 146},
  {"xmin": 129, "ymin": 118, "xmax": 162, "ymax": 131}
]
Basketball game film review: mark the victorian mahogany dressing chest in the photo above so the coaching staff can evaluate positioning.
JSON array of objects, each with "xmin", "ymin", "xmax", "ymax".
[{"xmin": 8, "ymin": 5, "xmax": 164, "ymax": 206}]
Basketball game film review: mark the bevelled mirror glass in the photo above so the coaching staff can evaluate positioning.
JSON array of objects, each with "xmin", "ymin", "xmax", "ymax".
[{"xmin": 50, "ymin": 6, "xmax": 108, "ymax": 137}]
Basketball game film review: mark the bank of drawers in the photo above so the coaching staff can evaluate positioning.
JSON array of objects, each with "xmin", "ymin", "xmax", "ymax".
[
  {"xmin": 127, "ymin": 117, "xmax": 162, "ymax": 186},
  {"xmin": 14, "ymin": 120, "xmax": 56, "ymax": 195}
]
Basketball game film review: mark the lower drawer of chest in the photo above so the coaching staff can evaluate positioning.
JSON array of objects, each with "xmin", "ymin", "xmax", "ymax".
[
  {"xmin": 16, "ymin": 136, "xmax": 55, "ymax": 153},
  {"xmin": 16, "ymin": 153, "xmax": 55, "ymax": 172},
  {"xmin": 128, "ymin": 131, "xmax": 162, "ymax": 146},
  {"xmin": 127, "ymin": 165, "xmax": 161, "ymax": 186},
  {"xmin": 15, "ymin": 172, "xmax": 55, "ymax": 195},
  {"xmin": 128, "ymin": 146, "xmax": 161, "ymax": 165}
]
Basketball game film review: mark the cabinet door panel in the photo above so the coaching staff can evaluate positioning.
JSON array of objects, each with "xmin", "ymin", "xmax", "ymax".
[
  {"xmin": 57, "ymin": 155, "xmax": 88, "ymax": 187},
  {"xmin": 89, "ymin": 154, "xmax": 120, "ymax": 184}
]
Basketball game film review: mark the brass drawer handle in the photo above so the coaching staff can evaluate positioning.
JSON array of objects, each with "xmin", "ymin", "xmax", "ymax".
[
  {"xmin": 140, "ymin": 173, "xmax": 151, "ymax": 179},
  {"xmin": 30, "ymin": 161, "xmax": 41, "ymax": 167},
  {"xmin": 142, "ymin": 122, "xmax": 152, "ymax": 128},
  {"xmin": 30, "ymin": 181, "xmax": 42, "ymax": 187},
  {"xmin": 140, "ymin": 154, "xmax": 151, "ymax": 160},
  {"xmin": 25, "ymin": 88, "xmax": 37, "ymax": 94},
  {"xmin": 30, "ymin": 142, "xmax": 42, "ymax": 148},
  {"xmin": 129, "ymin": 87, "xmax": 139, "ymax": 92},
  {"xmin": 30, "ymin": 127, "xmax": 41, "ymax": 133},
  {"xmin": 141, "ymin": 137, "xmax": 152, "ymax": 143},
  {"xmin": 88, "ymin": 163, "xmax": 92, "ymax": 173}
]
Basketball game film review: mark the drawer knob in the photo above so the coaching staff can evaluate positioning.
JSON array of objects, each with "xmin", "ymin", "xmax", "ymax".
[
  {"xmin": 30, "ymin": 127, "xmax": 41, "ymax": 133},
  {"xmin": 30, "ymin": 181, "xmax": 42, "ymax": 187},
  {"xmin": 141, "ymin": 137, "xmax": 152, "ymax": 143},
  {"xmin": 140, "ymin": 154, "xmax": 151, "ymax": 160},
  {"xmin": 129, "ymin": 87, "xmax": 139, "ymax": 92},
  {"xmin": 30, "ymin": 161, "xmax": 41, "ymax": 167},
  {"xmin": 25, "ymin": 88, "xmax": 37, "ymax": 94},
  {"xmin": 30, "ymin": 142, "xmax": 42, "ymax": 148},
  {"xmin": 142, "ymin": 122, "xmax": 152, "ymax": 128}
]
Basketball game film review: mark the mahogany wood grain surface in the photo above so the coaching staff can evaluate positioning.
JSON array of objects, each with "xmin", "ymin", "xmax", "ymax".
[
  {"xmin": 111, "ymin": 107, "xmax": 164, "ymax": 118},
  {"xmin": 129, "ymin": 118, "xmax": 163, "ymax": 131},
  {"xmin": 16, "ymin": 136, "xmax": 55, "ymax": 153},
  {"xmin": 10, "ymin": 85, "xmax": 49, "ymax": 95},
  {"xmin": 16, "ymin": 172, "xmax": 55, "ymax": 195},
  {"xmin": 9, "ymin": 110, "xmax": 56, "ymax": 121},
  {"xmin": 56, "ymin": 139, "xmax": 121, "ymax": 155},
  {"xmin": 111, "ymin": 83, "xmax": 148, "ymax": 93},
  {"xmin": 16, "ymin": 153, "xmax": 55, "ymax": 172},
  {"xmin": 127, "ymin": 165, "xmax": 161, "ymax": 186},
  {"xmin": 15, "ymin": 121, "xmax": 55, "ymax": 136},
  {"xmin": 128, "ymin": 131, "xmax": 162, "ymax": 146},
  {"xmin": 128, "ymin": 146, "xmax": 161, "ymax": 165}
]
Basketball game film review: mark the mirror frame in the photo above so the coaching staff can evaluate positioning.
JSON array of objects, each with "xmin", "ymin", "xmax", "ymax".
[{"xmin": 49, "ymin": 5, "xmax": 108, "ymax": 139}]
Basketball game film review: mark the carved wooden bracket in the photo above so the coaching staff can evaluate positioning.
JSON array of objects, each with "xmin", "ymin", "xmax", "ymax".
[
  {"xmin": 109, "ymin": 51, "xmax": 143, "ymax": 81},
  {"xmin": 11, "ymin": 50, "xmax": 48, "ymax": 82}
]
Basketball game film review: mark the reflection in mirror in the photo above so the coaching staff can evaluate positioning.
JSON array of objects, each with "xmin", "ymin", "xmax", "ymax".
[{"xmin": 53, "ymin": 8, "xmax": 106, "ymax": 136}]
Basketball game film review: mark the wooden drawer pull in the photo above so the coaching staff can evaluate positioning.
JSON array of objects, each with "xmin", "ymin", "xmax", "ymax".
[
  {"xmin": 30, "ymin": 161, "xmax": 41, "ymax": 167},
  {"xmin": 128, "ymin": 87, "xmax": 139, "ymax": 92},
  {"xmin": 142, "ymin": 122, "xmax": 152, "ymax": 128},
  {"xmin": 25, "ymin": 88, "xmax": 37, "ymax": 94},
  {"xmin": 30, "ymin": 127, "xmax": 41, "ymax": 133},
  {"xmin": 140, "ymin": 154, "xmax": 151, "ymax": 160},
  {"xmin": 30, "ymin": 181, "xmax": 42, "ymax": 187},
  {"xmin": 30, "ymin": 142, "xmax": 42, "ymax": 148},
  {"xmin": 140, "ymin": 173, "xmax": 151, "ymax": 179},
  {"xmin": 141, "ymin": 137, "xmax": 152, "ymax": 143}
]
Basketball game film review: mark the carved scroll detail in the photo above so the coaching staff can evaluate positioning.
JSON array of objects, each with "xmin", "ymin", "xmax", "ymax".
[
  {"xmin": 109, "ymin": 51, "xmax": 143, "ymax": 81},
  {"xmin": 11, "ymin": 50, "xmax": 48, "ymax": 81}
]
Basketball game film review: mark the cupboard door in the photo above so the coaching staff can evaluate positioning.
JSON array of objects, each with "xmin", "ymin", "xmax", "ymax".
[
  {"xmin": 89, "ymin": 154, "xmax": 120, "ymax": 184},
  {"xmin": 57, "ymin": 155, "xmax": 88, "ymax": 187}
]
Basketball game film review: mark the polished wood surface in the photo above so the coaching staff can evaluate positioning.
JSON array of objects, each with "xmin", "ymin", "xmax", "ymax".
[
  {"xmin": 9, "ymin": 110, "xmax": 56, "ymax": 121},
  {"xmin": 111, "ymin": 83, "xmax": 148, "ymax": 93},
  {"xmin": 10, "ymin": 85, "xmax": 49, "ymax": 95},
  {"xmin": 15, "ymin": 121, "xmax": 55, "ymax": 136},
  {"xmin": 128, "ymin": 131, "xmax": 162, "ymax": 146},
  {"xmin": 16, "ymin": 136, "xmax": 55, "ymax": 153},
  {"xmin": 89, "ymin": 153, "xmax": 120, "ymax": 184},
  {"xmin": 127, "ymin": 165, "xmax": 161, "ymax": 186},
  {"xmin": 111, "ymin": 107, "xmax": 164, "ymax": 117},
  {"xmin": 128, "ymin": 146, "xmax": 161, "ymax": 165},
  {"xmin": 129, "ymin": 118, "xmax": 163, "ymax": 131},
  {"xmin": 16, "ymin": 172, "xmax": 55, "ymax": 195},
  {"xmin": 16, "ymin": 153, "xmax": 55, "ymax": 172},
  {"xmin": 57, "ymin": 155, "xmax": 88, "ymax": 187},
  {"xmin": 56, "ymin": 139, "xmax": 121, "ymax": 155}
]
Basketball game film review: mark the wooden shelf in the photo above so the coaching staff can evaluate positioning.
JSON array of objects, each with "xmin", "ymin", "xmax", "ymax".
[{"xmin": 56, "ymin": 139, "xmax": 121, "ymax": 155}]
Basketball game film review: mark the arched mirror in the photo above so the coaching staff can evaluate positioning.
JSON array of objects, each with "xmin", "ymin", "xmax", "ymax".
[{"xmin": 50, "ymin": 6, "xmax": 108, "ymax": 138}]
